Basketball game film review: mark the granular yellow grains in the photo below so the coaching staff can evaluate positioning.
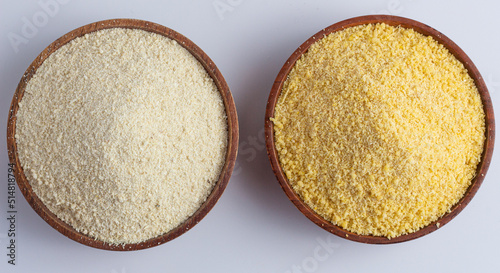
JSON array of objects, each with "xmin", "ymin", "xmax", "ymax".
[
  {"xmin": 272, "ymin": 23, "xmax": 485, "ymax": 238},
  {"xmin": 16, "ymin": 28, "xmax": 228, "ymax": 244}
]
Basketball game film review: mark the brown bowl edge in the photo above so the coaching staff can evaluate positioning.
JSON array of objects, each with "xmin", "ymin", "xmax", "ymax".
[
  {"xmin": 6, "ymin": 18, "xmax": 239, "ymax": 251},
  {"xmin": 264, "ymin": 15, "xmax": 495, "ymax": 244}
]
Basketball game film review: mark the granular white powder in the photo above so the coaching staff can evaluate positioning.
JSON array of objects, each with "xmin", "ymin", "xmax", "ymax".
[{"xmin": 15, "ymin": 28, "xmax": 228, "ymax": 244}]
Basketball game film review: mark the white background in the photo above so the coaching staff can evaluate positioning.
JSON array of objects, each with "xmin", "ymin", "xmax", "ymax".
[{"xmin": 1, "ymin": 0, "xmax": 499, "ymax": 272}]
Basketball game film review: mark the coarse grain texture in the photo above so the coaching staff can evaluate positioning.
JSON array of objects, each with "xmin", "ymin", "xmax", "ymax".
[
  {"xmin": 272, "ymin": 23, "xmax": 485, "ymax": 238},
  {"xmin": 15, "ymin": 28, "xmax": 228, "ymax": 244}
]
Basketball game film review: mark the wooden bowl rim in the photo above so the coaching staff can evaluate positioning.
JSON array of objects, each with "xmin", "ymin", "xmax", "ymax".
[
  {"xmin": 264, "ymin": 15, "xmax": 495, "ymax": 244},
  {"xmin": 6, "ymin": 18, "xmax": 239, "ymax": 251}
]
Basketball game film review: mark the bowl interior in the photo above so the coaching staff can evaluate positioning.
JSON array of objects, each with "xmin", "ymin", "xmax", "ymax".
[
  {"xmin": 7, "ymin": 18, "xmax": 239, "ymax": 250},
  {"xmin": 264, "ymin": 15, "xmax": 495, "ymax": 244}
]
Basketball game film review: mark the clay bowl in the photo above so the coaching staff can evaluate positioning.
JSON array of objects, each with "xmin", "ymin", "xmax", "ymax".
[
  {"xmin": 6, "ymin": 19, "xmax": 239, "ymax": 250},
  {"xmin": 265, "ymin": 15, "xmax": 495, "ymax": 244}
]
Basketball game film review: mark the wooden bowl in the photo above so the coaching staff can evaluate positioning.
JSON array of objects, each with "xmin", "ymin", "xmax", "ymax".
[
  {"xmin": 6, "ymin": 19, "xmax": 239, "ymax": 250},
  {"xmin": 265, "ymin": 15, "xmax": 495, "ymax": 244}
]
